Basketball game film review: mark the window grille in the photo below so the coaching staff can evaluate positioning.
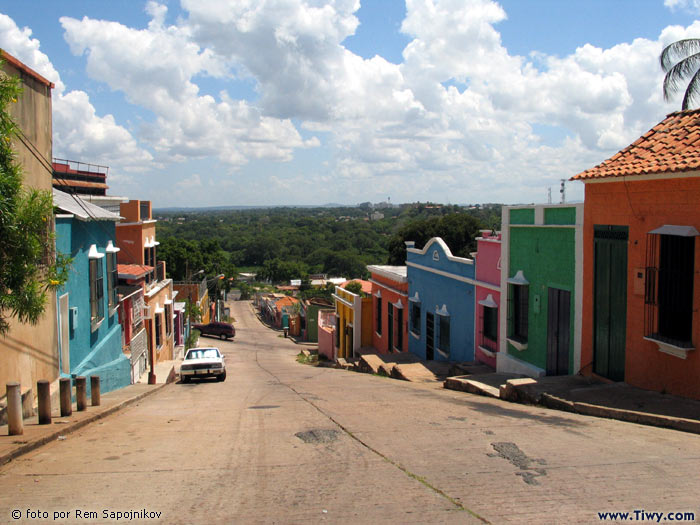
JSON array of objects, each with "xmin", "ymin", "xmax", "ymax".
[
  {"xmin": 376, "ymin": 297, "xmax": 382, "ymax": 335},
  {"xmin": 90, "ymin": 258, "xmax": 104, "ymax": 323}
]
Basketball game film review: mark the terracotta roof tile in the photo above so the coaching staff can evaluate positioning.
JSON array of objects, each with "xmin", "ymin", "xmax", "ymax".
[
  {"xmin": 118, "ymin": 264, "xmax": 153, "ymax": 278},
  {"xmin": 571, "ymin": 109, "xmax": 700, "ymax": 180}
]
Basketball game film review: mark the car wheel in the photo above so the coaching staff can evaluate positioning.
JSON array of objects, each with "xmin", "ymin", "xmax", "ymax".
[
  {"xmin": 219, "ymin": 333, "xmax": 225, "ymax": 340},
  {"xmin": 218, "ymin": 371, "xmax": 227, "ymax": 382},
  {"xmin": 181, "ymin": 375, "xmax": 190, "ymax": 384}
]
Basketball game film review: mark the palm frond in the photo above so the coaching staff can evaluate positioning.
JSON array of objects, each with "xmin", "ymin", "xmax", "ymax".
[
  {"xmin": 682, "ymin": 67, "xmax": 700, "ymax": 110},
  {"xmin": 660, "ymin": 38, "xmax": 700, "ymax": 72},
  {"xmin": 662, "ymin": 52, "xmax": 700, "ymax": 103}
]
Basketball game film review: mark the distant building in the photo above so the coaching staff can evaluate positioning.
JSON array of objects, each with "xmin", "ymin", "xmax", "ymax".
[{"xmin": 52, "ymin": 158, "xmax": 127, "ymax": 214}]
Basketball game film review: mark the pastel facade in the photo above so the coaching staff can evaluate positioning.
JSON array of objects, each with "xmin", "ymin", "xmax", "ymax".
[
  {"xmin": 0, "ymin": 52, "xmax": 59, "ymax": 415},
  {"xmin": 472, "ymin": 231, "xmax": 502, "ymax": 369},
  {"xmin": 498, "ymin": 204, "xmax": 583, "ymax": 378},
  {"xmin": 406, "ymin": 238, "xmax": 476, "ymax": 362},
  {"xmin": 332, "ymin": 286, "xmax": 372, "ymax": 359},
  {"xmin": 367, "ymin": 265, "xmax": 408, "ymax": 354},
  {"xmin": 54, "ymin": 189, "xmax": 131, "ymax": 394},
  {"xmin": 572, "ymin": 109, "xmax": 700, "ymax": 400}
]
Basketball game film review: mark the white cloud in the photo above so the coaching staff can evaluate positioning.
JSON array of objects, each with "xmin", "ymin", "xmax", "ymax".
[
  {"xmin": 60, "ymin": 5, "xmax": 318, "ymax": 169},
  {"xmin": 0, "ymin": 13, "xmax": 153, "ymax": 182},
  {"xmin": 665, "ymin": 0, "xmax": 700, "ymax": 14}
]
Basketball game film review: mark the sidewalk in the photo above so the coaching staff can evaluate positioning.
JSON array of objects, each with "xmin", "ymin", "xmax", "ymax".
[
  {"xmin": 446, "ymin": 373, "xmax": 700, "ymax": 434},
  {"xmin": 0, "ymin": 381, "xmax": 170, "ymax": 466}
]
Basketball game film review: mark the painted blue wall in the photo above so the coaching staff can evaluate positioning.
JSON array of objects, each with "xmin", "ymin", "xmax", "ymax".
[
  {"xmin": 56, "ymin": 217, "xmax": 131, "ymax": 394},
  {"xmin": 406, "ymin": 238, "xmax": 476, "ymax": 362}
]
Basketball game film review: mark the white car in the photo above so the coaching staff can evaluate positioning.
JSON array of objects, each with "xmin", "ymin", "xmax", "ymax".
[{"xmin": 180, "ymin": 347, "xmax": 226, "ymax": 382}]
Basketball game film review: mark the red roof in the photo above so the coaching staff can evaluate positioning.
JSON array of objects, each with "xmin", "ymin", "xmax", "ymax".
[
  {"xmin": 118, "ymin": 264, "xmax": 153, "ymax": 279},
  {"xmin": 274, "ymin": 296, "xmax": 299, "ymax": 311},
  {"xmin": 1, "ymin": 50, "xmax": 54, "ymax": 88},
  {"xmin": 340, "ymin": 280, "xmax": 372, "ymax": 294},
  {"xmin": 572, "ymin": 109, "xmax": 700, "ymax": 181}
]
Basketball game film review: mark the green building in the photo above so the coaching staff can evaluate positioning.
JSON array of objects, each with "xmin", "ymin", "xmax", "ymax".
[{"xmin": 498, "ymin": 203, "xmax": 583, "ymax": 377}]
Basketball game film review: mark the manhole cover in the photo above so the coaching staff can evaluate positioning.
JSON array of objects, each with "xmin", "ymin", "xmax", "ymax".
[{"xmin": 295, "ymin": 429, "xmax": 339, "ymax": 444}]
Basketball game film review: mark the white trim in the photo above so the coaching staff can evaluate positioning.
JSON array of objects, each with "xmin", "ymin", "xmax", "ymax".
[
  {"xmin": 478, "ymin": 294, "xmax": 498, "ymax": 308},
  {"xmin": 478, "ymin": 345, "xmax": 496, "ymax": 358},
  {"xmin": 644, "ymin": 337, "xmax": 694, "ymax": 359},
  {"xmin": 406, "ymin": 237, "xmax": 474, "ymax": 265},
  {"xmin": 55, "ymin": 213, "xmax": 74, "ymax": 219},
  {"xmin": 366, "ymin": 265, "xmax": 407, "ymax": 283},
  {"xmin": 88, "ymin": 244, "xmax": 105, "ymax": 259},
  {"xmin": 105, "ymin": 240, "xmax": 120, "ymax": 253},
  {"xmin": 394, "ymin": 299, "xmax": 404, "ymax": 309},
  {"xmin": 436, "ymin": 304, "xmax": 449, "ymax": 317},
  {"xmin": 506, "ymin": 337, "xmax": 528, "ymax": 351},
  {"xmin": 406, "ymin": 261, "xmax": 500, "ymax": 291},
  {"xmin": 507, "ymin": 270, "xmax": 529, "ymax": 286},
  {"xmin": 410, "ymin": 330, "xmax": 420, "ymax": 340},
  {"xmin": 578, "ymin": 170, "xmax": 700, "ymax": 184},
  {"xmin": 116, "ymin": 219, "xmax": 158, "ymax": 226},
  {"xmin": 332, "ymin": 294, "xmax": 354, "ymax": 308},
  {"xmin": 510, "ymin": 224, "xmax": 580, "ymax": 229},
  {"xmin": 374, "ymin": 289, "xmax": 382, "ymax": 298},
  {"xmin": 409, "ymin": 291, "xmax": 421, "ymax": 303},
  {"xmin": 648, "ymin": 225, "xmax": 700, "ymax": 237}
]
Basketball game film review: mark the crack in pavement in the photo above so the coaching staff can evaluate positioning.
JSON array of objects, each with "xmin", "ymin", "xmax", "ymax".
[{"xmin": 254, "ymin": 352, "xmax": 491, "ymax": 524}]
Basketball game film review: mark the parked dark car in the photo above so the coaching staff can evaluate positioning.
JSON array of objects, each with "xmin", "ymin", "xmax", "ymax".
[{"xmin": 192, "ymin": 321, "xmax": 235, "ymax": 340}]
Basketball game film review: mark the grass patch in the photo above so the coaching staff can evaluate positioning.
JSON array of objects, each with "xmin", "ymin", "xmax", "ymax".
[{"xmin": 296, "ymin": 351, "xmax": 319, "ymax": 366}]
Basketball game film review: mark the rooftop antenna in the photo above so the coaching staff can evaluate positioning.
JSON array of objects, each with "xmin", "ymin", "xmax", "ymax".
[
  {"xmin": 547, "ymin": 187, "xmax": 552, "ymax": 204},
  {"xmin": 560, "ymin": 179, "xmax": 566, "ymax": 204}
]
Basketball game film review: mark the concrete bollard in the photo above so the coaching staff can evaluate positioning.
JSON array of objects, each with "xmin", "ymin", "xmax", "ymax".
[
  {"xmin": 59, "ymin": 378, "xmax": 72, "ymax": 417},
  {"xmin": 6, "ymin": 382, "xmax": 23, "ymax": 436},
  {"xmin": 37, "ymin": 380, "xmax": 52, "ymax": 425},
  {"xmin": 90, "ymin": 376, "xmax": 100, "ymax": 407},
  {"xmin": 75, "ymin": 376, "xmax": 87, "ymax": 411}
]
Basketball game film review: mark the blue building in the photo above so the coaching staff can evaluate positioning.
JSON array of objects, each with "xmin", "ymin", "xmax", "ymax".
[
  {"xmin": 54, "ymin": 189, "xmax": 131, "ymax": 394},
  {"xmin": 406, "ymin": 237, "xmax": 476, "ymax": 362}
]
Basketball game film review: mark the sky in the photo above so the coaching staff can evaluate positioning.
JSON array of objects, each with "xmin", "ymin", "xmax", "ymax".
[{"xmin": 1, "ymin": 0, "xmax": 700, "ymax": 208}]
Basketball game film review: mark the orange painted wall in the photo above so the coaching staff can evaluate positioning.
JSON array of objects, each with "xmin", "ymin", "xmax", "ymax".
[{"xmin": 581, "ymin": 176, "xmax": 700, "ymax": 399}]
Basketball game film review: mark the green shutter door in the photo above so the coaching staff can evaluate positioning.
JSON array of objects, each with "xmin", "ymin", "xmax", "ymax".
[{"xmin": 593, "ymin": 226, "xmax": 628, "ymax": 381}]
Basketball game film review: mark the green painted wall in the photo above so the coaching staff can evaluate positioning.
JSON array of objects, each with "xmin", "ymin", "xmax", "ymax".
[
  {"xmin": 509, "ymin": 208, "xmax": 535, "ymax": 225},
  {"xmin": 544, "ymin": 207, "xmax": 576, "ymax": 225},
  {"xmin": 508, "ymin": 226, "xmax": 576, "ymax": 372}
]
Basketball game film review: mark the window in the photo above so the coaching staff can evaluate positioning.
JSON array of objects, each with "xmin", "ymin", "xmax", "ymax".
[
  {"xmin": 645, "ymin": 229, "xmax": 696, "ymax": 348},
  {"xmin": 165, "ymin": 303, "xmax": 172, "ymax": 335},
  {"xmin": 335, "ymin": 314, "xmax": 340, "ymax": 348},
  {"xmin": 410, "ymin": 301, "xmax": 421, "ymax": 335},
  {"xmin": 510, "ymin": 284, "xmax": 529, "ymax": 342},
  {"xmin": 155, "ymin": 313, "xmax": 162, "ymax": 348},
  {"xmin": 89, "ymin": 248, "xmax": 104, "ymax": 327},
  {"xmin": 483, "ymin": 306, "xmax": 498, "ymax": 342},
  {"xmin": 438, "ymin": 314, "xmax": 450, "ymax": 353},
  {"xmin": 395, "ymin": 307, "xmax": 403, "ymax": 351},
  {"xmin": 376, "ymin": 296, "xmax": 382, "ymax": 335},
  {"xmin": 107, "ymin": 252, "xmax": 118, "ymax": 310}
]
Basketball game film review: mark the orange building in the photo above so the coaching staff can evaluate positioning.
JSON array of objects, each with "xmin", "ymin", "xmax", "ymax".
[
  {"xmin": 116, "ymin": 200, "xmax": 175, "ymax": 382},
  {"xmin": 571, "ymin": 109, "xmax": 700, "ymax": 400}
]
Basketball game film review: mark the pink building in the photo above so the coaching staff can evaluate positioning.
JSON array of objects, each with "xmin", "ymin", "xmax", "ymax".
[
  {"xmin": 367, "ymin": 266, "xmax": 409, "ymax": 354},
  {"xmin": 473, "ymin": 230, "xmax": 502, "ymax": 368}
]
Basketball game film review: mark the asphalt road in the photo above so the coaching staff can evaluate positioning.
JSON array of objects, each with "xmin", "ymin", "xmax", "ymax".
[{"xmin": 1, "ymin": 300, "xmax": 700, "ymax": 524}]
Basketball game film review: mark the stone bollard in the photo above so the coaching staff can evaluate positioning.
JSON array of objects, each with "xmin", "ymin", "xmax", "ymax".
[
  {"xmin": 75, "ymin": 376, "xmax": 87, "ymax": 411},
  {"xmin": 59, "ymin": 378, "xmax": 72, "ymax": 416},
  {"xmin": 6, "ymin": 382, "xmax": 23, "ymax": 436},
  {"xmin": 90, "ymin": 376, "xmax": 101, "ymax": 407},
  {"xmin": 37, "ymin": 380, "xmax": 52, "ymax": 425}
]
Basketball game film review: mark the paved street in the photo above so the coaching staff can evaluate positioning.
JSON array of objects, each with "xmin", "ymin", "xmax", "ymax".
[{"xmin": 2, "ymin": 301, "xmax": 700, "ymax": 524}]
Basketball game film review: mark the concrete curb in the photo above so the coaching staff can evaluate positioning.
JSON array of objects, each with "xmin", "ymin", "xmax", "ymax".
[
  {"xmin": 540, "ymin": 393, "xmax": 700, "ymax": 434},
  {"xmin": 0, "ymin": 382, "xmax": 170, "ymax": 467}
]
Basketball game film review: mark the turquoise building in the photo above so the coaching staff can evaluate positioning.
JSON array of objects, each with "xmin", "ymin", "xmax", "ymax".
[
  {"xmin": 406, "ymin": 237, "xmax": 476, "ymax": 362},
  {"xmin": 54, "ymin": 189, "xmax": 131, "ymax": 394},
  {"xmin": 498, "ymin": 203, "xmax": 583, "ymax": 377}
]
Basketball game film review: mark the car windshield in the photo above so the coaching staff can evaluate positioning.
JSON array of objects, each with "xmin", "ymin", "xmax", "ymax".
[{"xmin": 185, "ymin": 349, "xmax": 220, "ymax": 360}]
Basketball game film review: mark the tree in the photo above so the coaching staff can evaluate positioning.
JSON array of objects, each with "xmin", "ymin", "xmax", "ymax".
[
  {"xmin": 343, "ymin": 281, "xmax": 364, "ymax": 296},
  {"xmin": 661, "ymin": 38, "xmax": 700, "ymax": 110},
  {"xmin": 0, "ymin": 66, "xmax": 69, "ymax": 334}
]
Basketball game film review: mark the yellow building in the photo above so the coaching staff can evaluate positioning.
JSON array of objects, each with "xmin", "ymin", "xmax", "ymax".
[{"xmin": 332, "ymin": 286, "xmax": 372, "ymax": 359}]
